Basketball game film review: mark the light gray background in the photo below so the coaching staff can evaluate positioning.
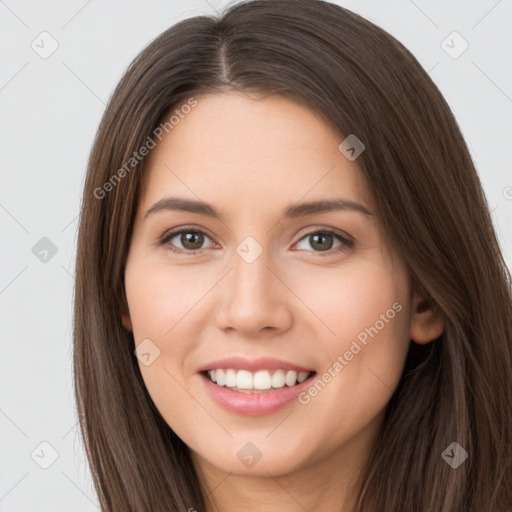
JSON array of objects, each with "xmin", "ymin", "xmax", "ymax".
[{"xmin": 1, "ymin": 0, "xmax": 511, "ymax": 510}]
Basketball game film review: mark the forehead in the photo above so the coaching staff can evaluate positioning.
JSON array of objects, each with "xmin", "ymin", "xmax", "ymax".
[{"xmin": 139, "ymin": 91, "xmax": 373, "ymax": 214}]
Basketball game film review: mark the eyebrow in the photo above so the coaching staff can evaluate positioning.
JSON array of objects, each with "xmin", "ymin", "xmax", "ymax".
[{"xmin": 144, "ymin": 196, "xmax": 374, "ymax": 220}]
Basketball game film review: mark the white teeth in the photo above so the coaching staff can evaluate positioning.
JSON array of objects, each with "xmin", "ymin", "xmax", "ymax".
[
  {"xmin": 297, "ymin": 371, "xmax": 309, "ymax": 383},
  {"xmin": 216, "ymin": 369, "xmax": 226, "ymax": 386},
  {"xmin": 225, "ymin": 369, "xmax": 237, "ymax": 387},
  {"xmin": 285, "ymin": 371, "xmax": 297, "ymax": 387},
  {"xmin": 236, "ymin": 370, "xmax": 253, "ymax": 389},
  {"xmin": 206, "ymin": 368, "xmax": 312, "ymax": 389},
  {"xmin": 271, "ymin": 369, "xmax": 285, "ymax": 388},
  {"xmin": 253, "ymin": 370, "xmax": 272, "ymax": 390}
]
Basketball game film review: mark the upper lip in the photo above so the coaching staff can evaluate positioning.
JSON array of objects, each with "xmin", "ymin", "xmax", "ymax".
[{"xmin": 197, "ymin": 356, "xmax": 315, "ymax": 373}]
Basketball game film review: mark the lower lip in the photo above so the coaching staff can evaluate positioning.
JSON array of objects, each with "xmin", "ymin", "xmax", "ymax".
[{"xmin": 199, "ymin": 372, "xmax": 316, "ymax": 416}]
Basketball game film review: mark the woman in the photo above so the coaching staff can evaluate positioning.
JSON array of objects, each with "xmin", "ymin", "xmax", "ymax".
[{"xmin": 73, "ymin": 0, "xmax": 512, "ymax": 510}]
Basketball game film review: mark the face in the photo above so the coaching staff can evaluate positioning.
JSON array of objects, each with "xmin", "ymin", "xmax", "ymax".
[{"xmin": 122, "ymin": 91, "xmax": 443, "ymax": 482}]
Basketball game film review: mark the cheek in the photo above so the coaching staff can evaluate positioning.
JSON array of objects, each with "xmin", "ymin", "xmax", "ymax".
[
  {"xmin": 293, "ymin": 261, "xmax": 411, "ymax": 430},
  {"xmin": 124, "ymin": 257, "xmax": 210, "ymax": 408},
  {"xmin": 125, "ymin": 259, "xmax": 205, "ymax": 338},
  {"xmin": 294, "ymin": 259, "xmax": 409, "ymax": 353},
  {"xmin": 294, "ymin": 259, "xmax": 411, "ymax": 416}
]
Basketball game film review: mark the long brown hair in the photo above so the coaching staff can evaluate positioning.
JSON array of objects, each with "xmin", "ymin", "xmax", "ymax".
[{"xmin": 73, "ymin": 1, "xmax": 512, "ymax": 510}]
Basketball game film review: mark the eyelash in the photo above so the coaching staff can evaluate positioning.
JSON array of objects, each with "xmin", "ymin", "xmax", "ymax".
[{"xmin": 157, "ymin": 226, "xmax": 354, "ymax": 257}]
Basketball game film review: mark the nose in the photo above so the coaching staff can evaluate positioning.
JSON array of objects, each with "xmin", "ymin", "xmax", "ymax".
[{"xmin": 215, "ymin": 246, "xmax": 293, "ymax": 336}]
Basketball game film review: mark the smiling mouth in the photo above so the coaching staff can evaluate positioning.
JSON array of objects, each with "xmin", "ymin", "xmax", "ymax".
[{"xmin": 201, "ymin": 368, "xmax": 316, "ymax": 393}]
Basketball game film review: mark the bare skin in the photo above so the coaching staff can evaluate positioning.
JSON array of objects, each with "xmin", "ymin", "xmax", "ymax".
[{"xmin": 121, "ymin": 91, "xmax": 444, "ymax": 511}]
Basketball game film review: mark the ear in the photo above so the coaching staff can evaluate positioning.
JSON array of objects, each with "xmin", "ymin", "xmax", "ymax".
[
  {"xmin": 409, "ymin": 292, "xmax": 444, "ymax": 344},
  {"xmin": 120, "ymin": 304, "xmax": 133, "ymax": 332}
]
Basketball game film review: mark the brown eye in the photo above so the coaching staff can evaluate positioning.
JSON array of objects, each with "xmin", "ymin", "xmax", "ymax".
[
  {"xmin": 294, "ymin": 229, "xmax": 353, "ymax": 256},
  {"xmin": 160, "ymin": 229, "xmax": 215, "ymax": 254},
  {"xmin": 308, "ymin": 232, "xmax": 334, "ymax": 251},
  {"xmin": 178, "ymin": 231, "xmax": 204, "ymax": 250}
]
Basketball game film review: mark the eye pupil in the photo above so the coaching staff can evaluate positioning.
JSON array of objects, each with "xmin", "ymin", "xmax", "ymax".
[{"xmin": 310, "ymin": 232, "xmax": 333, "ymax": 251}]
